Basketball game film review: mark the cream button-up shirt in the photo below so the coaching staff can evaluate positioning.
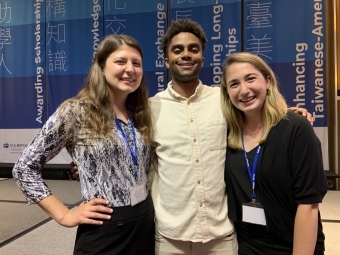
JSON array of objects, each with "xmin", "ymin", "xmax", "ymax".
[{"xmin": 150, "ymin": 81, "xmax": 234, "ymax": 243}]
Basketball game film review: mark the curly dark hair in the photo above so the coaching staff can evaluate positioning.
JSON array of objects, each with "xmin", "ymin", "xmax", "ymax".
[{"xmin": 161, "ymin": 19, "xmax": 207, "ymax": 57}]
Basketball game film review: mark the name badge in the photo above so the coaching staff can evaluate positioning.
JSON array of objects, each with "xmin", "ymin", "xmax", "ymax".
[
  {"xmin": 130, "ymin": 184, "xmax": 147, "ymax": 206},
  {"xmin": 242, "ymin": 202, "xmax": 267, "ymax": 226}
]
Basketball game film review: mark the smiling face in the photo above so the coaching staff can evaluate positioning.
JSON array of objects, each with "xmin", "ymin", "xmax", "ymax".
[
  {"xmin": 102, "ymin": 44, "xmax": 143, "ymax": 97},
  {"xmin": 226, "ymin": 62, "xmax": 269, "ymax": 117},
  {"xmin": 165, "ymin": 32, "xmax": 204, "ymax": 83}
]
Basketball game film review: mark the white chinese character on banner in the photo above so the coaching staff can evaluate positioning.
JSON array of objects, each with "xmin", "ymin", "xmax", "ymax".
[
  {"xmin": 107, "ymin": 0, "xmax": 126, "ymax": 10},
  {"xmin": 0, "ymin": 27, "xmax": 11, "ymax": 48},
  {"xmin": 106, "ymin": 16, "xmax": 126, "ymax": 34},
  {"xmin": 48, "ymin": 50, "xmax": 67, "ymax": 72},
  {"xmin": 176, "ymin": 10, "xmax": 192, "ymax": 20},
  {"xmin": 0, "ymin": 53, "xmax": 12, "ymax": 74},
  {"xmin": 46, "ymin": 0, "xmax": 66, "ymax": 18},
  {"xmin": 246, "ymin": 34, "xmax": 273, "ymax": 60},
  {"xmin": 47, "ymin": 22, "xmax": 66, "ymax": 44},
  {"xmin": 0, "ymin": 3, "xmax": 11, "ymax": 23},
  {"xmin": 246, "ymin": 2, "xmax": 273, "ymax": 29}
]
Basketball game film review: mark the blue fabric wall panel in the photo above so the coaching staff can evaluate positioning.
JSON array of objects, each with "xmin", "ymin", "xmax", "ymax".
[
  {"xmin": 0, "ymin": 76, "xmax": 46, "ymax": 128},
  {"xmin": 46, "ymin": 0, "xmax": 103, "ymax": 21},
  {"xmin": 46, "ymin": 0, "xmax": 104, "ymax": 117},
  {"xmin": 243, "ymin": 0, "xmax": 327, "ymax": 127},
  {"xmin": 46, "ymin": 74, "xmax": 87, "ymax": 115},
  {"xmin": 243, "ymin": 0, "xmax": 324, "ymax": 62},
  {"xmin": 45, "ymin": 18, "xmax": 103, "ymax": 75},
  {"xmin": 0, "ymin": 0, "xmax": 46, "ymax": 128},
  {"xmin": 0, "ymin": 23, "xmax": 46, "ymax": 78},
  {"xmin": 0, "ymin": 0, "xmax": 44, "ymax": 26}
]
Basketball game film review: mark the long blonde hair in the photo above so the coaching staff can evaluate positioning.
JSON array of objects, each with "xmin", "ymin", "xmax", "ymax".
[
  {"xmin": 59, "ymin": 34, "xmax": 157, "ymax": 148},
  {"xmin": 220, "ymin": 52, "xmax": 287, "ymax": 149}
]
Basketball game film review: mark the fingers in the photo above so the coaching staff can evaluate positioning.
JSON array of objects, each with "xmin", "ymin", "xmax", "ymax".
[
  {"xmin": 87, "ymin": 198, "xmax": 111, "ymax": 207},
  {"xmin": 77, "ymin": 210, "xmax": 111, "ymax": 225},
  {"xmin": 306, "ymin": 113, "xmax": 314, "ymax": 126},
  {"xmin": 289, "ymin": 107, "xmax": 314, "ymax": 125},
  {"xmin": 79, "ymin": 198, "xmax": 113, "ymax": 225},
  {"xmin": 64, "ymin": 199, "xmax": 113, "ymax": 226},
  {"xmin": 70, "ymin": 164, "xmax": 78, "ymax": 174},
  {"xmin": 300, "ymin": 110, "xmax": 314, "ymax": 125},
  {"xmin": 79, "ymin": 218, "xmax": 108, "ymax": 225},
  {"xmin": 71, "ymin": 172, "xmax": 80, "ymax": 181},
  {"xmin": 81, "ymin": 199, "xmax": 113, "ymax": 219},
  {"xmin": 69, "ymin": 161, "xmax": 80, "ymax": 180},
  {"xmin": 296, "ymin": 108, "xmax": 314, "ymax": 125}
]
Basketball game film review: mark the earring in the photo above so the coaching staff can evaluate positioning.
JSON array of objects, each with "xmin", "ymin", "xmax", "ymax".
[{"xmin": 266, "ymin": 88, "xmax": 270, "ymax": 95}]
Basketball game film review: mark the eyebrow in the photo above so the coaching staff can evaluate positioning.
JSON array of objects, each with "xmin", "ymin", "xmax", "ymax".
[
  {"xmin": 227, "ymin": 73, "xmax": 258, "ymax": 85},
  {"xmin": 227, "ymin": 79, "xmax": 237, "ymax": 86},
  {"xmin": 170, "ymin": 43, "xmax": 201, "ymax": 49},
  {"xmin": 113, "ymin": 57, "xmax": 142, "ymax": 61}
]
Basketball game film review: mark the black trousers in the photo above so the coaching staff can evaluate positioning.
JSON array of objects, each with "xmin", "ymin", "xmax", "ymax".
[{"xmin": 73, "ymin": 194, "xmax": 155, "ymax": 255}]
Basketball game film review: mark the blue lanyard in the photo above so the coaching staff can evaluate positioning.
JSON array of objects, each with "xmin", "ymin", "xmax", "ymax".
[
  {"xmin": 115, "ymin": 118, "xmax": 138, "ymax": 168},
  {"xmin": 241, "ymin": 134, "xmax": 261, "ymax": 202}
]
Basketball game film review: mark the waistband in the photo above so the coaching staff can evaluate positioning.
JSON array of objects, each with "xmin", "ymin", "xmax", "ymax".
[{"xmin": 109, "ymin": 193, "xmax": 153, "ymax": 221}]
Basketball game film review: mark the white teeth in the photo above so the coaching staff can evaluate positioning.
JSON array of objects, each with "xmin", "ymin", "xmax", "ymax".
[
  {"xmin": 240, "ymin": 96, "xmax": 255, "ymax": 102},
  {"xmin": 122, "ymin": 78, "xmax": 134, "ymax": 81}
]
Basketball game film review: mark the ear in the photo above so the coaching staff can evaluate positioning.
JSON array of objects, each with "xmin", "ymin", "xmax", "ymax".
[
  {"xmin": 266, "ymin": 76, "xmax": 270, "ymax": 89},
  {"xmin": 165, "ymin": 58, "xmax": 169, "ymax": 69},
  {"xmin": 201, "ymin": 57, "xmax": 205, "ymax": 67}
]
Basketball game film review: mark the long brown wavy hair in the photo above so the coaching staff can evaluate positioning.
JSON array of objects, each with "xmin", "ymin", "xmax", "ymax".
[{"xmin": 60, "ymin": 34, "xmax": 156, "ymax": 148}]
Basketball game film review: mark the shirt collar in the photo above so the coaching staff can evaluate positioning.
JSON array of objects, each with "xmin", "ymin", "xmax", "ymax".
[{"xmin": 167, "ymin": 80, "xmax": 203, "ymax": 101}]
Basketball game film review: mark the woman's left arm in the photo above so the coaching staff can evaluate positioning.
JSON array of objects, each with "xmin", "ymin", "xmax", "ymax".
[{"xmin": 293, "ymin": 203, "xmax": 319, "ymax": 255}]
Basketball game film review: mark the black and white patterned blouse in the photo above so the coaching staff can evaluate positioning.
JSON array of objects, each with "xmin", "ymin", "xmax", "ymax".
[{"xmin": 12, "ymin": 99, "xmax": 151, "ymax": 207}]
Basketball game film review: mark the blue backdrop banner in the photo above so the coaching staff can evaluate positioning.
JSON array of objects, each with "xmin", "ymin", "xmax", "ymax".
[
  {"xmin": 0, "ymin": 0, "xmax": 329, "ymax": 167},
  {"xmin": 0, "ymin": 0, "xmax": 46, "ymax": 129},
  {"xmin": 243, "ymin": 0, "xmax": 327, "ymax": 128},
  {"xmin": 46, "ymin": 0, "xmax": 104, "ymax": 117},
  {"xmin": 243, "ymin": 0, "xmax": 328, "ymax": 168}
]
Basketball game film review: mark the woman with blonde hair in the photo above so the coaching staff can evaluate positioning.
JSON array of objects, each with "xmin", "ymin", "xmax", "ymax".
[
  {"xmin": 13, "ymin": 34, "xmax": 156, "ymax": 255},
  {"xmin": 221, "ymin": 52, "xmax": 327, "ymax": 255}
]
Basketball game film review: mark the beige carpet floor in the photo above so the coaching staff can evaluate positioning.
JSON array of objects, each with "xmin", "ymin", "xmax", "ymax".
[
  {"xmin": 0, "ymin": 178, "xmax": 339, "ymax": 254},
  {"xmin": 0, "ymin": 178, "xmax": 82, "ymax": 246}
]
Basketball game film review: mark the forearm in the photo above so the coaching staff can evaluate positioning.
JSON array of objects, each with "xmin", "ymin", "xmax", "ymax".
[
  {"xmin": 37, "ymin": 195, "xmax": 70, "ymax": 226},
  {"xmin": 293, "ymin": 204, "xmax": 319, "ymax": 255}
]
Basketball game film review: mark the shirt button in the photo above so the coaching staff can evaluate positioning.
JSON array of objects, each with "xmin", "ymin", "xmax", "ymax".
[
  {"xmin": 196, "ymin": 159, "xmax": 199, "ymax": 163},
  {"xmin": 198, "ymin": 181, "xmax": 200, "ymax": 184},
  {"xmin": 193, "ymin": 139, "xmax": 196, "ymax": 142},
  {"xmin": 200, "ymin": 203, "xmax": 202, "ymax": 207},
  {"xmin": 190, "ymin": 119, "xmax": 193, "ymax": 122}
]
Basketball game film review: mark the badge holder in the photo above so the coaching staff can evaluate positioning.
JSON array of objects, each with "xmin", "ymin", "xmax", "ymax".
[
  {"xmin": 242, "ymin": 199, "xmax": 266, "ymax": 226},
  {"xmin": 129, "ymin": 167, "xmax": 147, "ymax": 206}
]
